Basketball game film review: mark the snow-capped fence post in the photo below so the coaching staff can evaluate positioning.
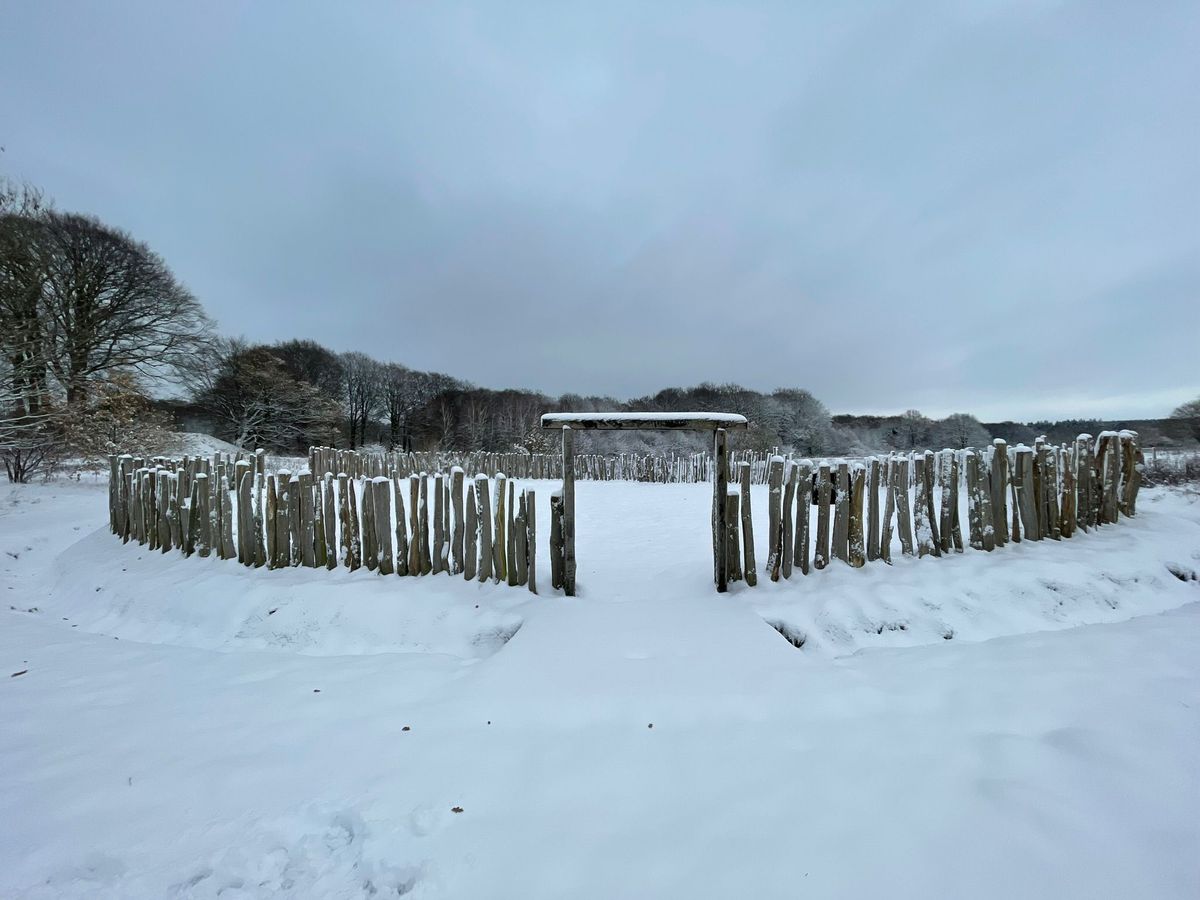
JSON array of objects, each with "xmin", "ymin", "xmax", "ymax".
[
  {"xmin": 879, "ymin": 456, "xmax": 895, "ymax": 564},
  {"xmin": 418, "ymin": 474, "xmax": 432, "ymax": 575},
  {"xmin": 895, "ymin": 456, "xmax": 915, "ymax": 557},
  {"xmin": 372, "ymin": 477, "xmax": 394, "ymax": 575},
  {"xmin": 508, "ymin": 480, "xmax": 521, "ymax": 587},
  {"xmin": 814, "ymin": 463, "xmax": 832, "ymax": 570},
  {"xmin": 738, "ymin": 462, "xmax": 757, "ymax": 586},
  {"xmin": 867, "ymin": 457, "xmax": 881, "ymax": 562},
  {"xmin": 563, "ymin": 427, "xmax": 577, "ymax": 596},
  {"xmin": 966, "ymin": 451, "xmax": 984, "ymax": 550},
  {"xmin": 1120, "ymin": 432, "xmax": 1142, "ymax": 516},
  {"xmin": 912, "ymin": 454, "xmax": 937, "ymax": 558},
  {"xmin": 781, "ymin": 462, "xmax": 798, "ymax": 578},
  {"xmin": 990, "ymin": 440, "xmax": 1009, "ymax": 546},
  {"xmin": 709, "ymin": 427, "xmax": 729, "ymax": 591},
  {"xmin": 451, "ymin": 468, "xmax": 465, "ymax": 575},
  {"xmin": 513, "ymin": 488, "xmax": 528, "ymax": 586},
  {"xmin": 320, "ymin": 474, "xmax": 335, "ymax": 570},
  {"xmin": 794, "ymin": 461, "xmax": 812, "ymax": 574},
  {"xmin": 1074, "ymin": 436, "xmax": 1091, "ymax": 532},
  {"xmin": 361, "ymin": 477, "xmax": 378, "ymax": 572},
  {"xmin": 476, "ymin": 475, "xmax": 493, "ymax": 583},
  {"xmin": 765, "ymin": 455, "xmax": 784, "ymax": 581},
  {"xmin": 938, "ymin": 451, "xmax": 954, "ymax": 555},
  {"xmin": 464, "ymin": 482, "xmax": 478, "ymax": 581},
  {"xmin": 1044, "ymin": 451, "xmax": 1061, "ymax": 541},
  {"xmin": 298, "ymin": 473, "xmax": 317, "ymax": 567},
  {"xmin": 345, "ymin": 476, "xmax": 362, "ymax": 571},
  {"xmin": 390, "ymin": 475, "xmax": 408, "ymax": 576},
  {"xmin": 432, "ymin": 474, "xmax": 445, "ymax": 575},
  {"xmin": 550, "ymin": 490, "xmax": 564, "ymax": 590},
  {"xmin": 848, "ymin": 464, "xmax": 866, "ymax": 568},
  {"xmin": 195, "ymin": 472, "xmax": 212, "ymax": 558},
  {"xmin": 407, "ymin": 475, "xmax": 421, "ymax": 574},
  {"xmin": 726, "ymin": 489, "xmax": 742, "ymax": 582},
  {"xmin": 525, "ymin": 488, "xmax": 537, "ymax": 594},
  {"xmin": 493, "ymin": 473, "xmax": 508, "ymax": 583},
  {"xmin": 1014, "ymin": 447, "xmax": 1038, "ymax": 541},
  {"xmin": 832, "ymin": 462, "xmax": 850, "ymax": 565}
]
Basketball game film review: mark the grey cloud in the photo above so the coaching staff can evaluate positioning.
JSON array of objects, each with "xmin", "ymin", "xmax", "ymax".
[{"xmin": 2, "ymin": 0, "xmax": 1196, "ymax": 418}]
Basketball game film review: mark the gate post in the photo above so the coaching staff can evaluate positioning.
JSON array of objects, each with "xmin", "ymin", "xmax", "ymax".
[
  {"xmin": 713, "ymin": 427, "xmax": 728, "ymax": 592},
  {"xmin": 563, "ymin": 425, "xmax": 576, "ymax": 596}
]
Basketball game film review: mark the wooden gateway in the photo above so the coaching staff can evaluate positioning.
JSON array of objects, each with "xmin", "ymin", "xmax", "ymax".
[{"xmin": 540, "ymin": 412, "xmax": 750, "ymax": 595}]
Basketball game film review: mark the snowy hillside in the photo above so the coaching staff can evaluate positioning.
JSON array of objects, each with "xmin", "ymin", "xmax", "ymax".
[{"xmin": 2, "ymin": 479, "xmax": 1198, "ymax": 898}]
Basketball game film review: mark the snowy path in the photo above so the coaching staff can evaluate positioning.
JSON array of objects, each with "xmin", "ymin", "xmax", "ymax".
[{"xmin": 2, "ymin": 481, "xmax": 1198, "ymax": 898}]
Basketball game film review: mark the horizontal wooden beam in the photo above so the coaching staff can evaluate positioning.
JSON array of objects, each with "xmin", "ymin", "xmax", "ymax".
[{"xmin": 540, "ymin": 412, "xmax": 748, "ymax": 431}]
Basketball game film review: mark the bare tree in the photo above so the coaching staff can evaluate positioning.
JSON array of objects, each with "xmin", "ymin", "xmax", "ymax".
[
  {"xmin": 32, "ymin": 212, "xmax": 212, "ymax": 403},
  {"xmin": 1171, "ymin": 396, "xmax": 1200, "ymax": 443},
  {"xmin": 931, "ymin": 413, "xmax": 991, "ymax": 449},
  {"xmin": 192, "ymin": 340, "xmax": 340, "ymax": 451},
  {"xmin": 340, "ymin": 352, "xmax": 385, "ymax": 449},
  {"xmin": 891, "ymin": 409, "xmax": 933, "ymax": 450},
  {"xmin": 382, "ymin": 364, "xmax": 459, "ymax": 450}
]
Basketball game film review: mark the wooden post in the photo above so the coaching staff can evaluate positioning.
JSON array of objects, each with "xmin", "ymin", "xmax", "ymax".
[
  {"xmin": 361, "ymin": 474, "xmax": 377, "ymax": 572},
  {"xmin": 814, "ymin": 463, "xmax": 832, "ymax": 570},
  {"xmin": 266, "ymin": 475, "xmax": 279, "ymax": 567},
  {"xmin": 336, "ymin": 474, "xmax": 351, "ymax": 568},
  {"xmin": 1014, "ymin": 447, "xmax": 1039, "ymax": 540},
  {"xmin": 506, "ymin": 479, "xmax": 519, "ymax": 587},
  {"xmin": 476, "ymin": 475, "xmax": 493, "ymax": 582},
  {"xmin": 832, "ymin": 462, "xmax": 851, "ymax": 564},
  {"xmin": 321, "ymin": 475, "xmax": 336, "ymax": 570},
  {"xmin": 237, "ymin": 470, "xmax": 252, "ymax": 565},
  {"xmin": 711, "ymin": 428, "xmax": 730, "ymax": 591},
  {"xmin": 464, "ymin": 483, "xmax": 478, "ymax": 581},
  {"xmin": 795, "ymin": 462, "xmax": 812, "ymax": 574},
  {"xmin": 526, "ymin": 488, "xmax": 537, "ymax": 594},
  {"xmin": 766, "ymin": 456, "xmax": 784, "ymax": 580},
  {"xmin": 418, "ymin": 474, "xmax": 432, "ymax": 574},
  {"xmin": 432, "ymin": 473, "xmax": 445, "ymax": 575},
  {"xmin": 879, "ymin": 456, "xmax": 895, "ymax": 564},
  {"xmin": 990, "ymin": 440, "xmax": 1009, "ymax": 546},
  {"xmin": 1044, "ymin": 450, "xmax": 1061, "ymax": 541},
  {"xmin": 451, "ymin": 467, "xmax": 465, "ymax": 575},
  {"xmin": 726, "ymin": 489, "xmax": 742, "ymax": 582},
  {"xmin": 298, "ymin": 473, "xmax": 316, "ymax": 567},
  {"xmin": 867, "ymin": 457, "xmax": 881, "ymax": 562},
  {"xmin": 345, "ymin": 476, "xmax": 362, "ymax": 570},
  {"xmin": 550, "ymin": 490, "xmax": 564, "ymax": 590},
  {"xmin": 1060, "ymin": 447, "xmax": 1076, "ymax": 539},
  {"xmin": 373, "ymin": 477, "xmax": 394, "ymax": 575},
  {"xmin": 848, "ymin": 464, "xmax": 866, "ymax": 568},
  {"xmin": 738, "ymin": 462, "xmax": 757, "ymax": 586},
  {"xmin": 895, "ymin": 457, "xmax": 914, "ymax": 557},
  {"xmin": 563, "ymin": 427, "xmax": 576, "ymax": 596},
  {"xmin": 408, "ymin": 475, "xmax": 421, "ymax": 574},
  {"xmin": 937, "ymin": 452, "xmax": 953, "ymax": 555},
  {"xmin": 185, "ymin": 479, "xmax": 200, "ymax": 557},
  {"xmin": 493, "ymin": 473, "xmax": 508, "ymax": 582},
  {"xmin": 391, "ymin": 475, "xmax": 409, "ymax": 576},
  {"xmin": 966, "ymin": 451, "xmax": 984, "ymax": 550},
  {"xmin": 514, "ymin": 489, "xmax": 528, "ymax": 586},
  {"xmin": 196, "ymin": 472, "xmax": 211, "ymax": 558},
  {"xmin": 913, "ymin": 454, "xmax": 937, "ymax": 558},
  {"xmin": 781, "ymin": 463, "xmax": 797, "ymax": 578}
]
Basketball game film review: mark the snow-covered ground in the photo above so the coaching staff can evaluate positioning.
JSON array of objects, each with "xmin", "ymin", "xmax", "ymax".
[{"xmin": 2, "ymin": 478, "xmax": 1198, "ymax": 898}]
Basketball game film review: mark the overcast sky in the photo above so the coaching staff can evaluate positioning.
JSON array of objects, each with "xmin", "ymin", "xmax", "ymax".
[{"xmin": 2, "ymin": 1, "xmax": 1197, "ymax": 420}]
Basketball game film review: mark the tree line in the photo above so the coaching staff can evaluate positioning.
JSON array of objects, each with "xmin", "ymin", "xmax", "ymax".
[{"xmin": 7, "ymin": 178, "xmax": 1194, "ymax": 482}]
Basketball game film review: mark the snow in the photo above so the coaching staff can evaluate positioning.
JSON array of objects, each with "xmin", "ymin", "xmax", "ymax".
[{"xmin": 2, "ymin": 478, "xmax": 1199, "ymax": 898}]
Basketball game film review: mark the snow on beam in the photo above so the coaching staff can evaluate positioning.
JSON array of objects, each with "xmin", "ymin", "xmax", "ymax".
[{"xmin": 539, "ymin": 412, "xmax": 749, "ymax": 431}]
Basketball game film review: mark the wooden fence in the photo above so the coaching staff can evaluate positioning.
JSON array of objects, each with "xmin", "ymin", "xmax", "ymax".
[
  {"xmin": 107, "ymin": 450, "xmax": 538, "ymax": 592},
  {"xmin": 305, "ymin": 445, "xmax": 786, "ymax": 485},
  {"xmin": 714, "ymin": 431, "xmax": 1145, "ymax": 587}
]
